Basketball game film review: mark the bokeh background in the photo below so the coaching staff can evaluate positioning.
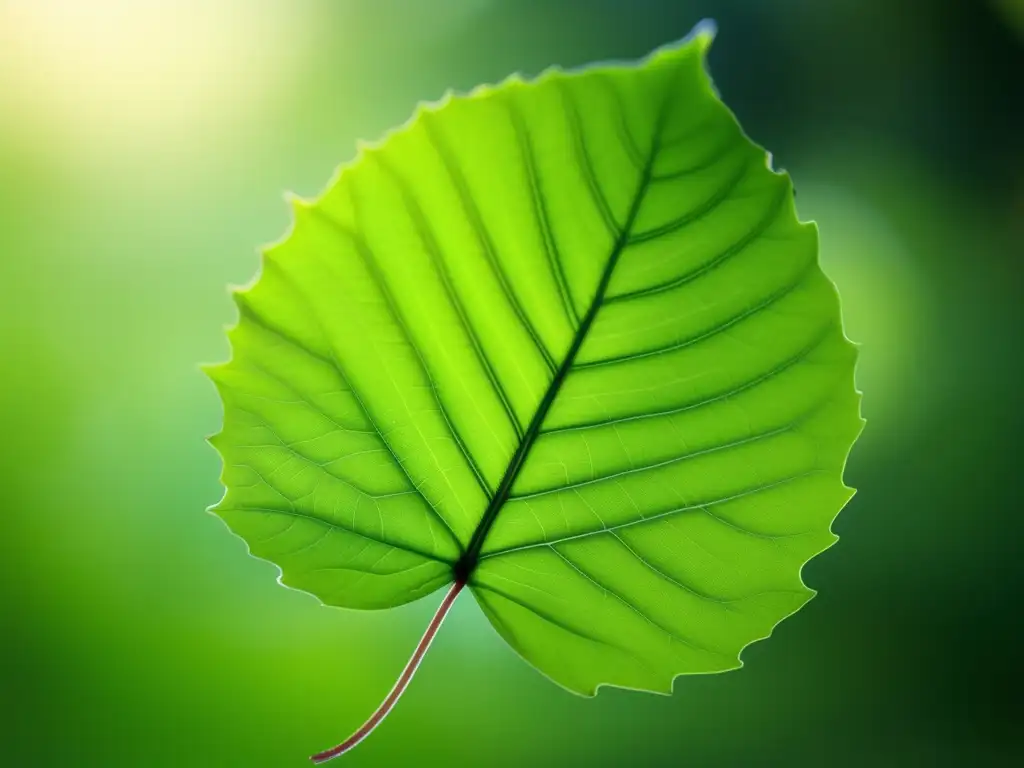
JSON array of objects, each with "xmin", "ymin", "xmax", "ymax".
[{"xmin": 1, "ymin": 1, "xmax": 1021, "ymax": 765}]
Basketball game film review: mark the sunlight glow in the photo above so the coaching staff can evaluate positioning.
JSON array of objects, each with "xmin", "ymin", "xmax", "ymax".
[{"xmin": 0, "ymin": 0, "xmax": 320, "ymax": 155}]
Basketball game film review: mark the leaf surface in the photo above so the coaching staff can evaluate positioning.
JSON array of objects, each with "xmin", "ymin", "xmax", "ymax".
[{"xmin": 208, "ymin": 27, "xmax": 862, "ymax": 696}]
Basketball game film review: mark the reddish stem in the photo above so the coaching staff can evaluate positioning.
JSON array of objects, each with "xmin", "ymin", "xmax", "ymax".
[{"xmin": 310, "ymin": 580, "xmax": 466, "ymax": 763}]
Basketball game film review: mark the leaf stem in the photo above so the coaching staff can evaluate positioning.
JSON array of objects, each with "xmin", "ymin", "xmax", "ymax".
[{"xmin": 309, "ymin": 580, "xmax": 466, "ymax": 763}]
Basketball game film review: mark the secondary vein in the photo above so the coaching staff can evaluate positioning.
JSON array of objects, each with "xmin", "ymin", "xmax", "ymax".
[{"xmin": 455, "ymin": 76, "xmax": 679, "ymax": 581}]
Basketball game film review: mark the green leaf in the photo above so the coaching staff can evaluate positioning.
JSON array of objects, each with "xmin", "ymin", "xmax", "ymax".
[{"xmin": 207, "ymin": 26, "xmax": 862, "ymax": 699}]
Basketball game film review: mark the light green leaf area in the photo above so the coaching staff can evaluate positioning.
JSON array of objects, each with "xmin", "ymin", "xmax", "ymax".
[{"xmin": 208, "ymin": 28, "xmax": 862, "ymax": 696}]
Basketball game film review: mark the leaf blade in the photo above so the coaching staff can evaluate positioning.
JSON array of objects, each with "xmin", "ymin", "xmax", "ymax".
[{"xmin": 209, "ymin": 25, "xmax": 862, "ymax": 695}]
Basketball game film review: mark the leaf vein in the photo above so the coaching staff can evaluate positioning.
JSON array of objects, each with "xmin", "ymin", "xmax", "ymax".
[
  {"xmin": 371, "ymin": 152, "xmax": 525, "ymax": 442},
  {"xmin": 543, "ymin": 322, "xmax": 834, "ymax": 435},
  {"xmin": 421, "ymin": 111, "xmax": 558, "ymax": 374},
  {"xmin": 480, "ymin": 470, "xmax": 824, "ymax": 558},
  {"xmin": 504, "ymin": 92, "xmax": 580, "ymax": 330},
  {"xmin": 220, "ymin": 505, "xmax": 452, "ymax": 564}
]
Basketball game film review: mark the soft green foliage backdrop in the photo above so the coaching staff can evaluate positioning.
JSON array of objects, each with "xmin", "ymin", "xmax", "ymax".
[{"xmin": 1, "ymin": 1, "xmax": 1020, "ymax": 766}]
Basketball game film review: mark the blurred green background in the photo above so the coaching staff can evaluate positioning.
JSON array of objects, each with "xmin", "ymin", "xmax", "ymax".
[{"xmin": 1, "ymin": 1, "xmax": 1020, "ymax": 765}]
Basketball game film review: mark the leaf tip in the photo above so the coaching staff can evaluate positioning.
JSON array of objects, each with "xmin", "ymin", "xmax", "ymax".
[
  {"xmin": 652, "ymin": 18, "xmax": 717, "ymax": 61},
  {"xmin": 689, "ymin": 17, "xmax": 718, "ymax": 49}
]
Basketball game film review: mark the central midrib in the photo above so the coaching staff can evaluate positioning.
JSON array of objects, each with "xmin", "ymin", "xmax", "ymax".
[{"xmin": 455, "ymin": 117, "xmax": 667, "ymax": 583}]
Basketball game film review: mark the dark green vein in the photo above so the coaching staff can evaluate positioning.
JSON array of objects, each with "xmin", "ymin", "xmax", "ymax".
[
  {"xmin": 250, "ymin": 516, "xmax": 299, "ymax": 546},
  {"xmin": 307, "ymin": 560, "xmax": 444, "ymax": 578},
  {"xmin": 575, "ymin": 255, "xmax": 817, "ymax": 370},
  {"xmin": 555, "ymin": 79, "xmax": 621, "ymax": 238},
  {"xmin": 600, "ymin": 74, "xmax": 645, "ymax": 171},
  {"xmin": 511, "ymin": 379, "xmax": 842, "ymax": 512},
  {"xmin": 230, "ymin": 423, "xmax": 410, "ymax": 500},
  {"xmin": 651, "ymin": 130, "xmax": 743, "ymax": 182},
  {"xmin": 371, "ymin": 152, "xmax": 526, "ymax": 442},
  {"xmin": 612, "ymin": 179, "xmax": 791, "ymax": 301},
  {"xmin": 305, "ymin": 201, "xmax": 494, "ymax": 505},
  {"xmin": 251, "ymin": 257, "xmax": 462, "ymax": 548},
  {"xmin": 480, "ymin": 470, "xmax": 823, "ymax": 559},
  {"xmin": 221, "ymin": 504, "xmax": 452, "ymax": 564},
  {"xmin": 420, "ymin": 111, "xmax": 558, "ymax": 375},
  {"xmin": 472, "ymin": 582, "xmax": 651, "ymax": 665},
  {"xmin": 627, "ymin": 154, "xmax": 752, "ymax": 245},
  {"xmin": 232, "ymin": 293, "xmax": 432, "ymax": 499},
  {"xmin": 552, "ymin": 547, "xmax": 725, "ymax": 656},
  {"xmin": 233, "ymin": 291, "xmax": 334, "ymax": 367},
  {"xmin": 656, "ymin": 111, "xmax": 719, "ymax": 152},
  {"xmin": 221, "ymin": 346, "xmax": 376, "ymax": 435},
  {"xmin": 504, "ymin": 93, "xmax": 580, "ymax": 330},
  {"xmin": 607, "ymin": 529, "xmax": 740, "ymax": 608},
  {"xmin": 542, "ymin": 323, "xmax": 836, "ymax": 435},
  {"xmin": 455, "ymin": 74, "xmax": 682, "ymax": 582},
  {"xmin": 509, "ymin": 422, "xmax": 794, "ymax": 501}
]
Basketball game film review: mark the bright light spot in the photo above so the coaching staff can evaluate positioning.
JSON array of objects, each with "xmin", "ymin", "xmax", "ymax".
[{"xmin": 0, "ymin": 0, "xmax": 320, "ymax": 159}]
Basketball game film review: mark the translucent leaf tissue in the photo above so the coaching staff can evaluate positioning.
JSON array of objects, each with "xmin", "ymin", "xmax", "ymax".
[{"xmin": 205, "ymin": 24, "xmax": 863, "ymax": 761}]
